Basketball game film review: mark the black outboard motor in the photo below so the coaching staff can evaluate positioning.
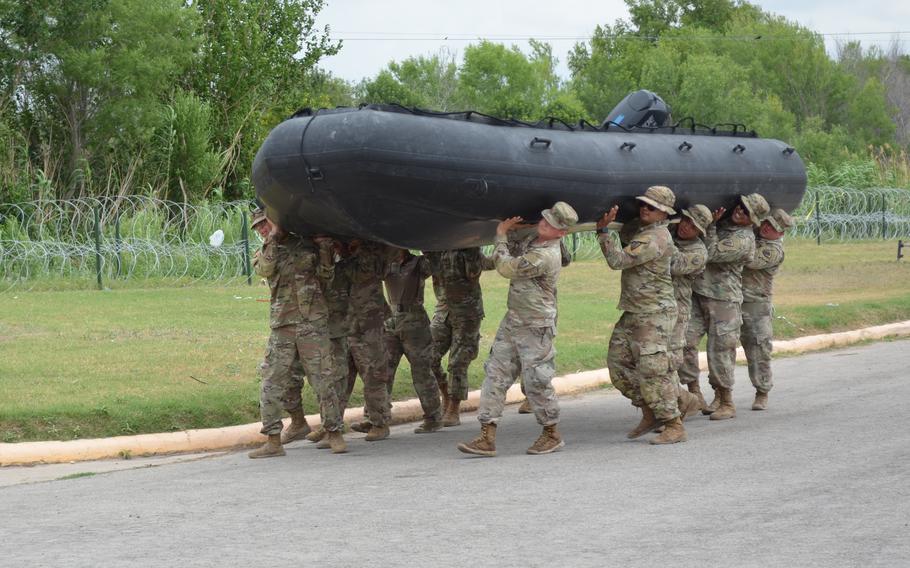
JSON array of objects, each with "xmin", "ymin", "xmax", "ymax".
[{"xmin": 603, "ymin": 90, "xmax": 671, "ymax": 128}]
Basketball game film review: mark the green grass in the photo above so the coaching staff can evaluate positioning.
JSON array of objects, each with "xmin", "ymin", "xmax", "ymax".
[{"xmin": 2, "ymin": 238, "xmax": 909, "ymax": 443}]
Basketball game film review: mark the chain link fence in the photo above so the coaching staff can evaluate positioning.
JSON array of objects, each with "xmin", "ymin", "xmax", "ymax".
[{"xmin": 2, "ymin": 187, "xmax": 908, "ymax": 290}]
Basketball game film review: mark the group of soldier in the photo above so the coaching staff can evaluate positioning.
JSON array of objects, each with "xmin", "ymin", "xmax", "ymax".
[{"xmin": 247, "ymin": 185, "xmax": 792, "ymax": 459}]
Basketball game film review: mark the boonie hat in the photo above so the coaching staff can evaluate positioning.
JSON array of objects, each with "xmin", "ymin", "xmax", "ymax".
[
  {"xmin": 636, "ymin": 185, "xmax": 676, "ymax": 215},
  {"xmin": 541, "ymin": 201, "xmax": 579, "ymax": 230},
  {"xmin": 251, "ymin": 208, "xmax": 268, "ymax": 229},
  {"xmin": 740, "ymin": 193, "xmax": 770, "ymax": 227},
  {"xmin": 681, "ymin": 204, "xmax": 712, "ymax": 236},
  {"xmin": 766, "ymin": 208, "xmax": 794, "ymax": 232}
]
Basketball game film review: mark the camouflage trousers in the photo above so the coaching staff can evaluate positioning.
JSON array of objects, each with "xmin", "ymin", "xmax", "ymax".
[
  {"xmin": 607, "ymin": 309, "xmax": 680, "ymax": 421},
  {"xmin": 741, "ymin": 301, "xmax": 774, "ymax": 393},
  {"xmin": 477, "ymin": 318, "xmax": 559, "ymax": 426},
  {"xmin": 384, "ymin": 309, "xmax": 443, "ymax": 421},
  {"xmin": 430, "ymin": 311, "xmax": 482, "ymax": 401},
  {"xmin": 258, "ymin": 323, "xmax": 343, "ymax": 435},
  {"xmin": 679, "ymin": 294, "xmax": 743, "ymax": 390},
  {"xmin": 326, "ymin": 336, "xmax": 357, "ymax": 415},
  {"xmin": 345, "ymin": 325, "xmax": 391, "ymax": 426},
  {"xmin": 668, "ymin": 302, "xmax": 692, "ymax": 382}
]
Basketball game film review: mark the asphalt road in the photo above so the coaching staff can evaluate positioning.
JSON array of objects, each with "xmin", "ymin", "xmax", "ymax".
[{"xmin": 2, "ymin": 340, "xmax": 909, "ymax": 568}]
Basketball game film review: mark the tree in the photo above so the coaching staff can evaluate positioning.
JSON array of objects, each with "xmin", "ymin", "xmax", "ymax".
[
  {"xmin": 2, "ymin": 0, "xmax": 198, "ymax": 197},
  {"xmin": 190, "ymin": 0, "xmax": 339, "ymax": 198}
]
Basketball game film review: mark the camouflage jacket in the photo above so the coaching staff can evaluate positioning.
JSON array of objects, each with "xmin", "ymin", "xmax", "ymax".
[
  {"xmin": 348, "ymin": 241, "xmax": 393, "ymax": 333},
  {"xmin": 599, "ymin": 219, "xmax": 676, "ymax": 313},
  {"xmin": 256, "ymin": 235, "xmax": 333, "ymax": 329},
  {"xmin": 493, "ymin": 233, "xmax": 562, "ymax": 328},
  {"xmin": 742, "ymin": 237, "xmax": 785, "ymax": 303},
  {"xmin": 671, "ymin": 236, "xmax": 708, "ymax": 316},
  {"xmin": 384, "ymin": 252, "xmax": 431, "ymax": 310},
  {"xmin": 693, "ymin": 220, "xmax": 755, "ymax": 302},
  {"xmin": 433, "ymin": 248, "xmax": 493, "ymax": 319}
]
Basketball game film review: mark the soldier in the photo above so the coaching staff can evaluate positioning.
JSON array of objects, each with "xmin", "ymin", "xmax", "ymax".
[
  {"xmin": 342, "ymin": 240, "xmax": 395, "ymax": 441},
  {"xmin": 678, "ymin": 193, "xmax": 769, "ymax": 421},
  {"xmin": 598, "ymin": 186, "xmax": 687, "ymax": 444},
  {"xmin": 422, "ymin": 250, "xmax": 449, "ymax": 405},
  {"xmin": 670, "ymin": 204, "xmax": 712, "ymax": 415},
  {"xmin": 427, "ymin": 248, "xmax": 493, "ymax": 427},
  {"xmin": 741, "ymin": 208, "xmax": 793, "ymax": 411},
  {"xmin": 383, "ymin": 248, "xmax": 444, "ymax": 433},
  {"xmin": 250, "ymin": 211, "xmax": 311, "ymax": 444},
  {"xmin": 457, "ymin": 201, "xmax": 578, "ymax": 457},
  {"xmin": 305, "ymin": 239, "xmax": 358, "ymax": 447},
  {"xmin": 248, "ymin": 217, "xmax": 347, "ymax": 457}
]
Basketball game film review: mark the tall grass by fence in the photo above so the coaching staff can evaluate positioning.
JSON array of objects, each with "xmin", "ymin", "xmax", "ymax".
[{"xmin": 2, "ymin": 187, "xmax": 908, "ymax": 290}]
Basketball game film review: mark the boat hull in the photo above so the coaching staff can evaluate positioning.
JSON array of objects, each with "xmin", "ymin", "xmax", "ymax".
[{"xmin": 253, "ymin": 107, "xmax": 806, "ymax": 250}]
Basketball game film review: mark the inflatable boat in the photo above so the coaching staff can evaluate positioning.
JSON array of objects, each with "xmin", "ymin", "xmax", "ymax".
[{"xmin": 252, "ymin": 103, "xmax": 806, "ymax": 250}]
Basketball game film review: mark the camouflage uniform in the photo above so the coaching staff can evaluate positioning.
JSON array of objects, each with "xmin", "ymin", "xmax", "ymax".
[
  {"xmin": 254, "ymin": 234, "xmax": 343, "ymax": 435},
  {"xmin": 383, "ymin": 252, "xmax": 443, "ymax": 421},
  {"xmin": 427, "ymin": 248, "xmax": 493, "ymax": 401},
  {"xmin": 423, "ymin": 251, "xmax": 449, "ymax": 388},
  {"xmin": 476, "ymin": 234, "xmax": 563, "ymax": 426},
  {"xmin": 679, "ymin": 220, "xmax": 756, "ymax": 390},
  {"xmin": 322, "ymin": 254, "xmax": 358, "ymax": 414},
  {"xmin": 741, "ymin": 236, "xmax": 785, "ymax": 394},
  {"xmin": 600, "ymin": 219, "xmax": 680, "ymax": 421},
  {"xmin": 344, "ymin": 241, "xmax": 394, "ymax": 426},
  {"xmin": 670, "ymin": 235, "xmax": 708, "ymax": 382}
]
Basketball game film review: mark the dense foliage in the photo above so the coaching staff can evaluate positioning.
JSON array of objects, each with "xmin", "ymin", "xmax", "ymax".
[{"xmin": 1, "ymin": 0, "xmax": 908, "ymax": 204}]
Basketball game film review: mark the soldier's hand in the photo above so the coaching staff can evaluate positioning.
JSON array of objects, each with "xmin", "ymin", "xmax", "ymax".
[
  {"xmin": 313, "ymin": 235, "xmax": 334, "ymax": 247},
  {"xmin": 597, "ymin": 206, "xmax": 619, "ymax": 229},
  {"xmin": 496, "ymin": 216, "xmax": 524, "ymax": 236},
  {"xmin": 712, "ymin": 207, "xmax": 726, "ymax": 223}
]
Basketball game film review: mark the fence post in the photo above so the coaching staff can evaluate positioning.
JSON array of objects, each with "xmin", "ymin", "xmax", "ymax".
[
  {"xmin": 882, "ymin": 193, "xmax": 887, "ymax": 240},
  {"xmin": 815, "ymin": 189, "xmax": 822, "ymax": 246},
  {"xmin": 114, "ymin": 211, "xmax": 122, "ymax": 278},
  {"xmin": 571, "ymin": 233, "xmax": 578, "ymax": 260},
  {"xmin": 93, "ymin": 205, "xmax": 103, "ymax": 290},
  {"xmin": 241, "ymin": 210, "xmax": 252, "ymax": 286}
]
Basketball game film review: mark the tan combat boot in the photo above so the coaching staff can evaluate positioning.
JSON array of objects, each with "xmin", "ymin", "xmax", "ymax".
[
  {"xmin": 305, "ymin": 427, "xmax": 326, "ymax": 443},
  {"xmin": 325, "ymin": 430, "xmax": 347, "ymax": 454},
  {"xmin": 248, "ymin": 434, "xmax": 285, "ymax": 459},
  {"xmin": 527, "ymin": 424, "xmax": 565, "ymax": 455},
  {"xmin": 627, "ymin": 404, "xmax": 660, "ymax": 439},
  {"xmin": 457, "ymin": 423, "xmax": 497, "ymax": 457},
  {"xmin": 414, "ymin": 417, "xmax": 443, "ymax": 434},
  {"xmin": 280, "ymin": 409, "xmax": 312, "ymax": 444},
  {"xmin": 364, "ymin": 424, "xmax": 390, "ymax": 441},
  {"xmin": 752, "ymin": 391, "xmax": 769, "ymax": 411},
  {"xmin": 650, "ymin": 417, "xmax": 687, "ymax": 445},
  {"xmin": 709, "ymin": 387, "xmax": 736, "ymax": 420},
  {"xmin": 350, "ymin": 420, "xmax": 372, "ymax": 433},
  {"xmin": 442, "ymin": 396, "xmax": 461, "ymax": 427},
  {"xmin": 517, "ymin": 399, "xmax": 532, "ymax": 414},
  {"xmin": 702, "ymin": 387, "xmax": 722, "ymax": 415},
  {"xmin": 677, "ymin": 389, "xmax": 702, "ymax": 420},
  {"xmin": 687, "ymin": 381, "xmax": 708, "ymax": 411}
]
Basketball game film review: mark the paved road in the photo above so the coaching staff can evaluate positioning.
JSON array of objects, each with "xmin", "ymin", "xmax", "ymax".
[{"xmin": 2, "ymin": 341, "xmax": 909, "ymax": 568}]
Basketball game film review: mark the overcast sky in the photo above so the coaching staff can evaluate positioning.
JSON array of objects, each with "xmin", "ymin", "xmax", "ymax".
[{"xmin": 313, "ymin": 0, "xmax": 910, "ymax": 82}]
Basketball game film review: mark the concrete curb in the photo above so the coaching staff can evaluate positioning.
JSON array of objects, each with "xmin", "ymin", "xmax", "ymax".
[{"xmin": 3, "ymin": 320, "xmax": 909, "ymax": 466}]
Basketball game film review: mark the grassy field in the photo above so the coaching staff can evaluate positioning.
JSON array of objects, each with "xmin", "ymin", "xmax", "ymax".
[{"xmin": 2, "ymin": 238, "xmax": 909, "ymax": 443}]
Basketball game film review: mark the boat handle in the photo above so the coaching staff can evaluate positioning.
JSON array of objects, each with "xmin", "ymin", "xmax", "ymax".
[
  {"xmin": 620, "ymin": 142, "xmax": 636, "ymax": 151},
  {"xmin": 530, "ymin": 137, "xmax": 552, "ymax": 148},
  {"xmin": 733, "ymin": 144, "xmax": 746, "ymax": 154},
  {"xmin": 782, "ymin": 147, "xmax": 795, "ymax": 155},
  {"xmin": 678, "ymin": 141, "xmax": 693, "ymax": 152}
]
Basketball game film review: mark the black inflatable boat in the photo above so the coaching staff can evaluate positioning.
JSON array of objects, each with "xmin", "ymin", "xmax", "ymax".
[{"xmin": 252, "ymin": 103, "xmax": 806, "ymax": 250}]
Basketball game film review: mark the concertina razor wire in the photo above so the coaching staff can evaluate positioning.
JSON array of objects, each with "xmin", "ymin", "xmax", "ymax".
[{"xmin": 1, "ymin": 188, "xmax": 908, "ymax": 290}]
